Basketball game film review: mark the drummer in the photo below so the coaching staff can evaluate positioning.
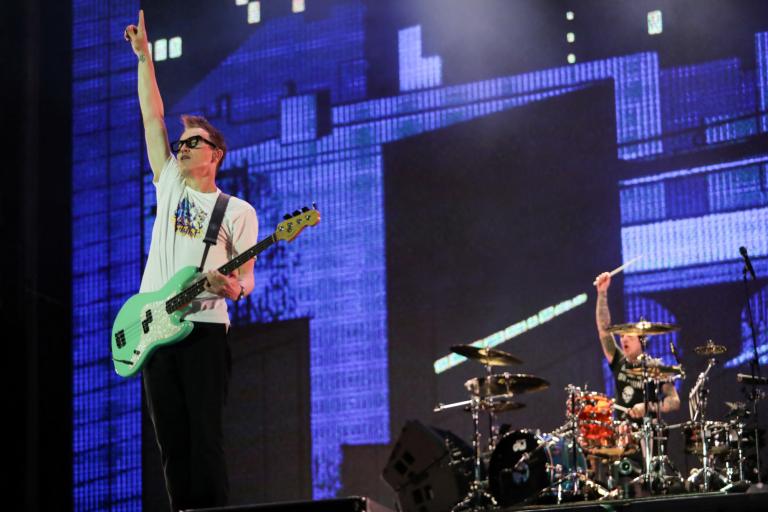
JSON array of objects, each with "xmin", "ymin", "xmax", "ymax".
[{"xmin": 594, "ymin": 272, "xmax": 680, "ymax": 420}]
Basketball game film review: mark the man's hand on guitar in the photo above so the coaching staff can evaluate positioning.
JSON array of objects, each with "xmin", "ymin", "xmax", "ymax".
[{"xmin": 204, "ymin": 270, "xmax": 241, "ymax": 300}]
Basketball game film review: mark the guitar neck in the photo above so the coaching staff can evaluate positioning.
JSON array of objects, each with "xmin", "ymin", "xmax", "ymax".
[{"xmin": 165, "ymin": 233, "xmax": 276, "ymax": 312}]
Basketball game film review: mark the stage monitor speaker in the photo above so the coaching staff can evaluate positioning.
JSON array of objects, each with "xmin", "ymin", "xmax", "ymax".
[
  {"xmin": 381, "ymin": 420, "xmax": 471, "ymax": 512},
  {"xmin": 187, "ymin": 496, "xmax": 393, "ymax": 512}
]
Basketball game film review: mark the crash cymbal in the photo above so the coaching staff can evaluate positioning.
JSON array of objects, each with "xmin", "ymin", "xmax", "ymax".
[
  {"xmin": 694, "ymin": 340, "xmax": 726, "ymax": 356},
  {"xmin": 625, "ymin": 363, "xmax": 684, "ymax": 380},
  {"xmin": 606, "ymin": 321, "xmax": 679, "ymax": 336},
  {"xmin": 451, "ymin": 344, "xmax": 523, "ymax": 366},
  {"xmin": 465, "ymin": 373, "xmax": 550, "ymax": 396}
]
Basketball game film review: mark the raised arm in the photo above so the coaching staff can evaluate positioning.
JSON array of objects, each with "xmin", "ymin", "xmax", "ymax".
[
  {"xmin": 595, "ymin": 272, "xmax": 619, "ymax": 362},
  {"xmin": 125, "ymin": 10, "xmax": 170, "ymax": 182}
]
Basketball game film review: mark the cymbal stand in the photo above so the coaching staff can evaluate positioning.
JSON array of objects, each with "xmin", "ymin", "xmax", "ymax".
[
  {"xmin": 450, "ymin": 393, "xmax": 497, "ymax": 511},
  {"xmin": 485, "ymin": 363, "xmax": 500, "ymax": 452},
  {"xmin": 687, "ymin": 356, "xmax": 718, "ymax": 491},
  {"xmin": 634, "ymin": 334, "xmax": 654, "ymax": 493},
  {"xmin": 627, "ymin": 335, "xmax": 681, "ymax": 493}
]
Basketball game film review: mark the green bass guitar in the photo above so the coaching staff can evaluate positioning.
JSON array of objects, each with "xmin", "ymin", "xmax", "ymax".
[{"xmin": 111, "ymin": 206, "xmax": 320, "ymax": 377}]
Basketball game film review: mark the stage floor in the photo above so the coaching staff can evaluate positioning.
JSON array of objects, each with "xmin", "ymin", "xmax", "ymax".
[{"xmin": 506, "ymin": 489, "xmax": 768, "ymax": 512}]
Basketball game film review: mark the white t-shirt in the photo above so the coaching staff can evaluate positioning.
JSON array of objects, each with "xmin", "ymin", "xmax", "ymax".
[{"xmin": 140, "ymin": 156, "xmax": 259, "ymax": 325}]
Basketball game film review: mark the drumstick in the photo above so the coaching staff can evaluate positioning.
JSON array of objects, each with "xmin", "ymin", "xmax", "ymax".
[{"xmin": 593, "ymin": 255, "xmax": 643, "ymax": 286}]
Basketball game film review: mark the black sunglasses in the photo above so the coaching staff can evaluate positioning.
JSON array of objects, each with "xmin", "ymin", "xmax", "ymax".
[{"xmin": 171, "ymin": 135, "xmax": 218, "ymax": 153}]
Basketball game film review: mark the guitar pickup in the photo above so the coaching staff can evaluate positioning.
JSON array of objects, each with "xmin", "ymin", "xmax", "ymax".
[{"xmin": 141, "ymin": 309, "xmax": 154, "ymax": 334}]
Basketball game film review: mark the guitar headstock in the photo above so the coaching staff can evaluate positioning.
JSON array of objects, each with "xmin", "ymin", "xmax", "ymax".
[{"xmin": 275, "ymin": 204, "xmax": 321, "ymax": 242}]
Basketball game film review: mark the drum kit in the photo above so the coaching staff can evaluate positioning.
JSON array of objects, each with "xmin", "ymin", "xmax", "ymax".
[{"xmin": 433, "ymin": 321, "xmax": 765, "ymax": 511}]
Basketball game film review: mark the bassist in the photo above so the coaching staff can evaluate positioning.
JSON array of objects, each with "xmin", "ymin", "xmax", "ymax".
[{"xmin": 125, "ymin": 10, "xmax": 258, "ymax": 511}]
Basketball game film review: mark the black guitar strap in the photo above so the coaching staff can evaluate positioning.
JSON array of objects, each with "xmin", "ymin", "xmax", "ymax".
[{"xmin": 198, "ymin": 192, "xmax": 231, "ymax": 272}]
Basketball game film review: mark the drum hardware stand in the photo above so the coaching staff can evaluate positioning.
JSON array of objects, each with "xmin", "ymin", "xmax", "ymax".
[
  {"xmin": 450, "ymin": 394, "xmax": 497, "ymax": 512},
  {"xmin": 719, "ymin": 419, "xmax": 749, "ymax": 492},
  {"xmin": 484, "ymin": 362, "xmax": 501, "ymax": 452},
  {"xmin": 629, "ymin": 334, "xmax": 683, "ymax": 494},
  {"xmin": 685, "ymin": 355, "xmax": 729, "ymax": 491},
  {"xmin": 630, "ymin": 333, "xmax": 655, "ymax": 493}
]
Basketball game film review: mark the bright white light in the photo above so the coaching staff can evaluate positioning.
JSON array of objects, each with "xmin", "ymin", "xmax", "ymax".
[
  {"xmin": 566, "ymin": 11, "xmax": 574, "ymax": 21},
  {"xmin": 169, "ymin": 37, "xmax": 182, "ymax": 59},
  {"xmin": 566, "ymin": 32, "xmax": 575, "ymax": 43},
  {"xmin": 235, "ymin": 0, "xmax": 248, "ymax": 6},
  {"xmin": 648, "ymin": 10, "xmax": 663, "ymax": 35},
  {"xmin": 292, "ymin": 0, "xmax": 305, "ymax": 13},
  {"xmin": 433, "ymin": 293, "xmax": 588, "ymax": 374},
  {"xmin": 154, "ymin": 38, "xmax": 167, "ymax": 61},
  {"xmin": 248, "ymin": 1, "xmax": 261, "ymax": 24},
  {"xmin": 567, "ymin": 53, "xmax": 576, "ymax": 64}
]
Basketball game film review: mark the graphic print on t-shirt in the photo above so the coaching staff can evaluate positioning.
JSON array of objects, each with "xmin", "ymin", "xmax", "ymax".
[{"xmin": 174, "ymin": 196, "xmax": 208, "ymax": 238}]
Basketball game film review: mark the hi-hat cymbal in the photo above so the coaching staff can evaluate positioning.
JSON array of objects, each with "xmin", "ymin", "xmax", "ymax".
[
  {"xmin": 451, "ymin": 344, "xmax": 523, "ymax": 366},
  {"xmin": 465, "ymin": 373, "xmax": 550, "ymax": 396},
  {"xmin": 694, "ymin": 340, "xmax": 727, "ymax": 356},
  {"xmin": 479, "ymin": 398, "xmax": 526, "ymax": 413},
  {"xmin": 606, "ymin": 321, "xmax": 680, "ymax": 336}
]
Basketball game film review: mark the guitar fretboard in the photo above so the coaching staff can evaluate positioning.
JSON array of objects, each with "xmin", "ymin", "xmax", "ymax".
[{"xmin": 165, "ymin": 233, "xmax": 276, "ymax": 313}]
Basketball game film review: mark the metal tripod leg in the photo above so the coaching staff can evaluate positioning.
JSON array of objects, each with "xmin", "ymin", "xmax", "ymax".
[{"xmin": 451, "ymin": 396, "xmax": 497, "ymax": 512}]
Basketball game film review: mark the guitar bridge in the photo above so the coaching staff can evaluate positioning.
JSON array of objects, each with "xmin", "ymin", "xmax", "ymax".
[{"xmin": 115, "ymin": 330, "xmax": 126, "ymax": 349}]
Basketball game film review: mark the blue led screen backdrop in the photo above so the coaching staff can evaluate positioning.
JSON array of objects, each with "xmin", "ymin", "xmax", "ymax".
[{"xmin": 72, "ymin": 1, "xmax": 768, "ymax": 509}]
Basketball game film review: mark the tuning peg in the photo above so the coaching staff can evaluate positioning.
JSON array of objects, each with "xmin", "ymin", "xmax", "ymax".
[
  {"xmin": 283, "ymin": 213, "xmax": 292, "ymax": 220},
  {"xmin": 301, "ymin": 206, "xmax": 309, "ymax": 212},
  {"xmin": 292, "ymin": 210, "xmax": 301, "ymax": 217}
]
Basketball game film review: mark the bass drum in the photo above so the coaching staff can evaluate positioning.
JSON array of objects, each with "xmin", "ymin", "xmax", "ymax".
[{"xmin": 488, "ymin": 430, "xmax": 587, "ymax": 507}]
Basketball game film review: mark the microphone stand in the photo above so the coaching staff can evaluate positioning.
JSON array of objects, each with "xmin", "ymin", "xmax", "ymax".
[{"xmin": 742, "ymin": 261, "xmax": 763, "ymax": 486}]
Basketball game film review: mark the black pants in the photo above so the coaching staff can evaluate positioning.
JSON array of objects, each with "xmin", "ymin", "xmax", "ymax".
[{"xmin": 143, "ymin": 322, "xmax": 231, "ymax": 512}]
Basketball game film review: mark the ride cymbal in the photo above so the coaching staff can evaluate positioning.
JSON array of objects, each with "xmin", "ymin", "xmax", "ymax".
[{"xmin": 606, "ymin": 321, "xmax": 679, "ymax": 336}]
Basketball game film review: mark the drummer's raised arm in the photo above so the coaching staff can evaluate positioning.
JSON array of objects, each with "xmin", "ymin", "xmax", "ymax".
[{"xmin": 595, "ymin": 272, "xmax": 620, "ymax": 362}]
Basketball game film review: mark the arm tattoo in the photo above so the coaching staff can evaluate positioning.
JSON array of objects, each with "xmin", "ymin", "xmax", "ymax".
[
  {"xmin": 139, "ymin": 54, "xmax": 146, "ymax": 63},
  {"xmin": 600, "ymin": 333, "xmax": 617, "ymax": 358},
  {"xmin": 596, "ymin": 292, "xmax": 611, "ymax": 331},
  {"xmin": 596, "ymin": 292, "xmax": 616, "ymax": 358}
]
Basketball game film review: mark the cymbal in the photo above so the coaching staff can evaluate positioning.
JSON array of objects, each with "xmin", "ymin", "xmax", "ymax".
[
  {"xmin": 625, "ymin": 363, "xmax": 684, "ymax": 380},
  {"xmin": 694, "ymin": 340, "xmax": 726, "ymax": 356},
  {"xmin": 606, "ymin": 321, "xmax": 679, "ymax": 336},
  {"xmin": 480, "ymin": 401, "xmax": 525, "ymax": 412},
  {"xmin": 451, "ymin": 344, "xmax": 523, "ymax": 366},
  {"xmin": 477, "ymin": 396, "xmax": 526, "ymax": 413},
  {"xmin": 465, "ymin": 373, "xmax": 550, "ymax": 396}
]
